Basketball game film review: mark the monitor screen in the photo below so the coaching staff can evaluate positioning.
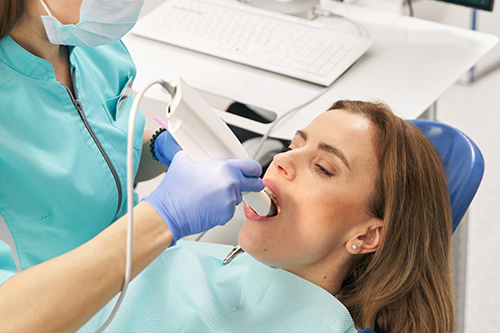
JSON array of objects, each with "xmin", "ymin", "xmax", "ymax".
[{"xmin": 436, "ymin": 0, "xmax": 495, "ymax": 11}]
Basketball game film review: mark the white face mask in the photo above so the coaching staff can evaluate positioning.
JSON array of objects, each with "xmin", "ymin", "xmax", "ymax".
[{"xmin": 39, "ymin": 0, "xmax": 145, "ymax": 47}]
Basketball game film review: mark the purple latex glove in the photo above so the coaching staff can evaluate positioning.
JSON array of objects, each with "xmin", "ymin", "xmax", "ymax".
[
  {"xmin": 154, "ymin": 130, "xmax": 182, "ymax": 167},
  {"xmin": 143, "ymin": 151, "xmax": 265, "ymax": 245}
]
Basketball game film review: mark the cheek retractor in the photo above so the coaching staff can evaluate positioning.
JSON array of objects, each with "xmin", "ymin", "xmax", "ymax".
[{"xmin": 165, "ymin": 75, "xmax": 278, "ymax": 217}]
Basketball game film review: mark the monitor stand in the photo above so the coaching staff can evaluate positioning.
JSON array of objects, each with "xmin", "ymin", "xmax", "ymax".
[{"xmin": 251, "ymin": 0, "xmax": 319, "ymax": 18}]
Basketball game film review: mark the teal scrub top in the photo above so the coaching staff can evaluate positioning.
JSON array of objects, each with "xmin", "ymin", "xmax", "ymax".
[{"xmin": 0, "ymin": 36, "xmax": 145, "ymax": 269}]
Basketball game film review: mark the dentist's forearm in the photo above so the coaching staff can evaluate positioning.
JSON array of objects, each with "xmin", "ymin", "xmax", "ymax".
[{"xmin": 0, "ymin": 201, "xmax": 172, "ymax": 333}]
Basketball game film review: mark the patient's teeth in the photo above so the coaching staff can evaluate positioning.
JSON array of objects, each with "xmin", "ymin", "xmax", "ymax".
[
  {"xmin": 263, "ymin": 187, "xmax": 278, "ymax": 205},
  {"xmin": 263, "ymin": 187, "xmax": 279, "ymax": 216}
]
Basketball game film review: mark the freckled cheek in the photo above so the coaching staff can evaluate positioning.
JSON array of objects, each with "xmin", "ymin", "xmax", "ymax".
[
  {"xmin": 281, "ymin": 195, "xmax": 336, "ymax": 237},
  {"xmin": 286, "ymin": 187, "xmax": 334, "ymax": 212},
  {"xmin": 289, "ymin": 191, "xmax": 362, "ymax": 226}
]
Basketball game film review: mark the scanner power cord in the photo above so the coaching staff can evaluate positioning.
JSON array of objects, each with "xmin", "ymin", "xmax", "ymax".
[
  {"xmin": 313, "ymin": 5, "xmax": 365, "ymax": 37},
  {"xmin": 249, "ymin": 85, "xmax": 330, "ymax": 161},
  {"xmin": 95, "ymin": 79, "xmax": 175, "ymax": 333},
  {"xmin": 406, "ymin": 0, "xmax": 414, "ymax": 17}
]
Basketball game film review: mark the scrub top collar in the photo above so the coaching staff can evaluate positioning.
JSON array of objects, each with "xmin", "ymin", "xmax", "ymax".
[{"xmin": 0, "ymin": 35, "xmax": 75, "ymax": 82}]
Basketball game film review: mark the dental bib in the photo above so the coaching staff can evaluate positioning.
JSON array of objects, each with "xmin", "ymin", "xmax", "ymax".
[{"xmin": 79, "ymin": 241, "xmax": 357, "ymax": 332}]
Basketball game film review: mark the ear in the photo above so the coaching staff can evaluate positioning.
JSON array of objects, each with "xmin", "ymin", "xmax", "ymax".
[{"xmin": 346, "ymin": 217, "xmax": 384, "ymax": 255}]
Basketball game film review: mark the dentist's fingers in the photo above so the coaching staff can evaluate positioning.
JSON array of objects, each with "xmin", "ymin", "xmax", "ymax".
[
  {"xmin": 154, "ymin": 130, "xmax": 183, "ymax": 167},
  {"xmin": 143, "ymin": 152, "xmax": 264, "ymax": 245}
]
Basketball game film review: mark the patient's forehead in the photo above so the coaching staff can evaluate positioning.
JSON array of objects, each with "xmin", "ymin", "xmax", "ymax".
[
  {"xmin": 301, "ymin": 110, "xmax": 378, "ymax": 171},
  {"xmin": 305, "ymin": 110, "xmax": 374, "ymax": 139}
]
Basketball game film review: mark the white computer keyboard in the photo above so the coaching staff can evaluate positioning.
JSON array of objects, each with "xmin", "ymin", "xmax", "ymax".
[{"xmin": 132, "ymin": 0, "xmax": 374, "ymax": 86}]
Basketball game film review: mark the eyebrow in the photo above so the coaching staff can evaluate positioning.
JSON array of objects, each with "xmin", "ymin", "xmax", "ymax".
[{"xmin": 295, "ymin": 130, "xmax": 352, "ymax": 171}]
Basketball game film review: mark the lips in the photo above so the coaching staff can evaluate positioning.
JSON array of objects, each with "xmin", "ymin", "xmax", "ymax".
[{"xmin": 244, "ymin": 178, "xmax": 281, "ymax": 221}]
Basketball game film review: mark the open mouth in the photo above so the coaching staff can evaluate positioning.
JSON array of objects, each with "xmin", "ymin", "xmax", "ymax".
[
  {"xmin": 244, "ymin": 179, "xmax": 281, "ymax": 221},
  {"xmin": 263, "ymin": 186, "xmax": 280, "ymax": 216}
]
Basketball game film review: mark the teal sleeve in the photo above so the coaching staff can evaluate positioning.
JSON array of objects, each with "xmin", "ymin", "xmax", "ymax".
[{"xmin": 0, "ymin": 241, "xmax": 17, "ymax": 285}]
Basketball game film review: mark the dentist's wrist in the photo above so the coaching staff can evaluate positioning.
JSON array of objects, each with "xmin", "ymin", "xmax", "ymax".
[
  {"xmin": 139, "ymin": 200, "xmax": 175, "ymax": 248},
  {"xmin": 149, "ymin": 128, "xmax": 167, "ymax": 162}
]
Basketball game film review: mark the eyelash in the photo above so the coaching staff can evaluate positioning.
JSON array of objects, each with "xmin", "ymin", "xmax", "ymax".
[
  {"xmin": 284, "ymin": 146, "xmax": 334, "ymax": 178},
  {"xmin": 316, "ymin": 164, "xmax": 334, "ymax": 178}
]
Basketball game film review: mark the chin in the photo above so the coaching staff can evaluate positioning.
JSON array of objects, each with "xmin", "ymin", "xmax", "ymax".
[
  {"xmin": 238, "ymin": 222, "xmax": 275, "ymax": 265},
  {"xmin": 237, "ymin": 220, "xmax": 253, "ymax": 251},
  {"xmin": 238, "ymin": 221, "xmax": 264, "ymax": 254}
]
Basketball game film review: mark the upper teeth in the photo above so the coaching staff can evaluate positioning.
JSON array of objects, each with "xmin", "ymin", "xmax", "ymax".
[{"xmin": 264, "ymin": 187, "xmax": 278, "ymax": 205}]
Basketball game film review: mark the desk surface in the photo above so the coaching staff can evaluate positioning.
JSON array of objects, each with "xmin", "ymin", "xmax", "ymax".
[{"xmin": 123, "ymin": 0, "xmax": 497, "ymax": 140}]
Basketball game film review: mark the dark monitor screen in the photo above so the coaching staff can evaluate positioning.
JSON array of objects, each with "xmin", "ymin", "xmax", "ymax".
[{"xmin": 436, "ymin": 0, "xmax": 495, "ymax": 11}]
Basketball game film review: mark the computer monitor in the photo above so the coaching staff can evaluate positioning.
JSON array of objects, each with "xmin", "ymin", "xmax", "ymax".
[{"xmin": 435, "ymin": 0, "xmax": 495, "ymax": 11}]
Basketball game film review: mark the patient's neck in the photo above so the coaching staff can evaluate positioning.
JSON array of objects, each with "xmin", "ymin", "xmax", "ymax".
[{"xmin": 283, "ymin": 253, "xmax": 353, "ymax": 295}]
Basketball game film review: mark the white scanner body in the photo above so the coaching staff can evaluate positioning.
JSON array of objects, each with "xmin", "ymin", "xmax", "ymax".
[{"xmin": 166, "ymin": 75, "xmax": 273, "ymax": 217}]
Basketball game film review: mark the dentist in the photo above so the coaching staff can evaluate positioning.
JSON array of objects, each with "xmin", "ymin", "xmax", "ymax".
[
  {"xmin": 0, "ymin": 0, "xmax": 237, "ymax": 268},
  {"xmin": 0, "ymin": 0, "xmax": 265, "ymax": 331}
]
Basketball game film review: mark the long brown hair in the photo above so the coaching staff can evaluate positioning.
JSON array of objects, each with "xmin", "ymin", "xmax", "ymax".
[
  {"xmin": 0, "ymin": 0, "xmax": 26, "ymax": 40},
  {"xmin": 333, "ymin": 101, "xmax": 454, "ymax": 332}
]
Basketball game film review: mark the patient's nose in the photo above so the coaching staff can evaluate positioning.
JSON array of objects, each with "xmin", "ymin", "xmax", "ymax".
[{"xmin": 272, "ymin": 152, "xmax": 296, "ymax": 181}]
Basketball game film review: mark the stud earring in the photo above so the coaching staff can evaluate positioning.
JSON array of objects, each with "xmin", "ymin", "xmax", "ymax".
[{"xmin": 352, "ymin": 244, "xmax": 358, "ymax": 250}]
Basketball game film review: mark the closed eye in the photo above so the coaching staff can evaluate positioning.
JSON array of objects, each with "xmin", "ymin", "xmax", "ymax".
[
  {"xmin": 316, "ymin": 164, "xmax": 334, "ymax": 177},
  {"xmin": 286, "ymin": 146, "xmax": 333, "ymax": 177}
]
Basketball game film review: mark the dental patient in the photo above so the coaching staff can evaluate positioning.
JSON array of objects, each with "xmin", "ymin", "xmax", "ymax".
[{"xmin": 80, "ymin": 100, "xmax": 454, "ymax": 333}]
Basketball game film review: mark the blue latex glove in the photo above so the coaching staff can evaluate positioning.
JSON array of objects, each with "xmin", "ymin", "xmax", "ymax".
[
  {"xmin": 154, "ymin": 130, "xmax": 182, "ymax": 167},
  {"xmin": 143, "ymin": 151, "xmax": 265, "ymax": 245}
]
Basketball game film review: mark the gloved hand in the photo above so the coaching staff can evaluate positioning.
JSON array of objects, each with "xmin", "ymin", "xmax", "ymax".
[
  {"xmin": 154, "ymin": 130, "xmax": 182, "ymax": 167},
  {"xmin": 143, "ymin": 151, "xmax": 265, "ymax": 245}
]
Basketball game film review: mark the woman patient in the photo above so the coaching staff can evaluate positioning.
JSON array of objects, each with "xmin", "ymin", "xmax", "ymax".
[{"xmin": 81, "ymin": 100, "xmax": 454, "ymax": 333}]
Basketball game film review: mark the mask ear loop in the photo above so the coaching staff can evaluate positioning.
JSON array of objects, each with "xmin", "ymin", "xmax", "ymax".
[{"xmin": 38, "ymin": 0, "xmax": 53, "ymax": 16}]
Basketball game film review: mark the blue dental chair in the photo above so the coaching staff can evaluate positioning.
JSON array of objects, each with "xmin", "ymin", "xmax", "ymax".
[
  {"xmin": 409, "ymin": 119, "xmax": 485, "ymax": 232},
  {"xmin": 358, "ymin": 119, "xmax": 485, "ymax": 333}
]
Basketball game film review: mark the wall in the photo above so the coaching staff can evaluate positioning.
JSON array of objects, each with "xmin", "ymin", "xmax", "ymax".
[{"xmin": 414, "ymin": 0, "xmax": 500, "ymax": 79}]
